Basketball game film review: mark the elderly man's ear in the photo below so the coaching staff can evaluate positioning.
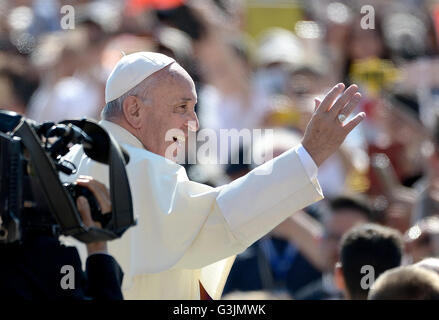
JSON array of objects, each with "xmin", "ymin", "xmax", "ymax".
[{"xmin": 123, "ymin": 96, "xmax": 143, "ymax": 129}]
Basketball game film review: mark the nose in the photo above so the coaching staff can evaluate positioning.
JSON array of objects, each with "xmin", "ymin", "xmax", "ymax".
[{"xmin": 185, "ymin": 111, "xmax": 199, "ymax": 132}]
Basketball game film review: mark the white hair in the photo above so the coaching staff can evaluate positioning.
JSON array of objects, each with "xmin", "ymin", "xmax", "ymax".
[{"xmin": 101, "ymin": 79, "xmax": 151, "ymax": 121}]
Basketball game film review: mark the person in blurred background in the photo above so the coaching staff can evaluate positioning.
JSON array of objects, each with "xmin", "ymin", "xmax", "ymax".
[
  {"xmin": 368, "ymin": 266, "xmax": 439, "ymax": 300},
  {"xmin": 334, "ymin": 223, "xmax": 403, "ymax": 300},
  {"xmin": 415, "ymin": 257, "xmax": 439, "ymax": 275},
  {"xmin": 288, "ymin": 195, "xmax": 374, "ymax": 299},
  {"xmin": 0, "ymin": 65, "xmax": 38, "ymax": 114},
  {"xmin": 405, "ymin": 216, "xmax": 439, "ymax": 263}
]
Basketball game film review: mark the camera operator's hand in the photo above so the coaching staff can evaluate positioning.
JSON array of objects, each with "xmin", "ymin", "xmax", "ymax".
[{"xmin": 75, "ymin": 176, "xmax": 112, "ymax": 256}]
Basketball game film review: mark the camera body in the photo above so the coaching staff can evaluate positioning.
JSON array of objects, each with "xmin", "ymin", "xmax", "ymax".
[
  {"xmin": 0, "ymin": 133, "xmax": 24, "ymax": 242},
  {"xmin": 0, "ymin": 111, "xmax": 135, "ymax": 244}
]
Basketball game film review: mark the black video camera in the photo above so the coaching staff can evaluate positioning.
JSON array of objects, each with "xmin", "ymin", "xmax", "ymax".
[{"xmin": 0, "ymin": 110, "xmax": 136, "ymax": 244}]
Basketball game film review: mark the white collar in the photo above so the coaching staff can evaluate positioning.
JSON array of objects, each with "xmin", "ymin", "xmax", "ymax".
[{"xmin": 99, "ymin": 120, "xmax": 144, "ymax": 149}]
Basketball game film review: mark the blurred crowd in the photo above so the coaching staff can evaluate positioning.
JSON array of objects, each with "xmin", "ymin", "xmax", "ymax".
[{"xmin": 2, "ymin": 0, "xmax": 439, "ymax": 300}]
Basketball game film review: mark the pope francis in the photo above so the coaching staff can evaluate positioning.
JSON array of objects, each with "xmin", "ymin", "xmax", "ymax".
[{"xmin": 64, "ymin": 51, "xmax": 365, "ymax": 299}]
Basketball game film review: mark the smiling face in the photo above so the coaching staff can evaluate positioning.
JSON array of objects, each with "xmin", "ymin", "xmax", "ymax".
[{"xmin": 122, "ymin": 62, "xmax": 199, "ymax": 159}]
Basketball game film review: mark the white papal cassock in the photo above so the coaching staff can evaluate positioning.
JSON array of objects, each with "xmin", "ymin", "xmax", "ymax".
[{"xmin": 62, "ymin": 120, "xmax": 324, "ymax": 299}]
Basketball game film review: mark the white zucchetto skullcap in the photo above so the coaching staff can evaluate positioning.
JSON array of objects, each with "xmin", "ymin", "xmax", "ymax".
[{"xmin": 105, "ymin": 51, "xmax": 175, "ymax": 103}]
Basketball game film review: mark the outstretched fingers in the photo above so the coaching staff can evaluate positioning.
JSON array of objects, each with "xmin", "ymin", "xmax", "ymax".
[
  {"xmin": 315, "ymin": 83, "xmax": 345, "ymax": 114},
  {"xmin": 329, "ymin": 84, "xmax": 359, "ymax": 117},
  {"xmin": 340, "ymin": 92, "xmax": 362, "ymax": 119},
  {"xmin": 343, "ymin": 112, "xmax": 366, "ymax": 134}
]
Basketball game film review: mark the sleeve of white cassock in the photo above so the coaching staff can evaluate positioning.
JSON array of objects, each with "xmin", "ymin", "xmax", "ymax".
[
  {"xmin": 172, "ymin": 145, "xmax": 324, "ymax": 269},
  {"xmin": 71, "ymin": 144, "xmax": 323, "ymax": 274}
]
